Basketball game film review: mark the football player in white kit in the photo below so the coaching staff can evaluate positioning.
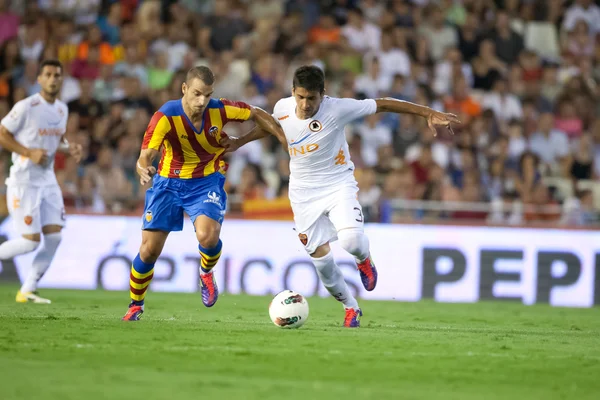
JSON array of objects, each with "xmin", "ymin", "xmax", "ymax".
[
  {"xmin": 223, "ymin": 66, "xmax": 459, "ymax": 327},
  {"xmin": 0, "ymin": 60, "xmax": 82, "ymax": 304}
]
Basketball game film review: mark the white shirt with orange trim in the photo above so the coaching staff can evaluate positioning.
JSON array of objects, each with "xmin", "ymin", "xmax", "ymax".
[
  {"xmin": 0, "ymin": 93, "xmax": 68, "ymax": 187},
  {"xmin": 272, "ymin": 96, "xmax": 377, "ymax": 203}
]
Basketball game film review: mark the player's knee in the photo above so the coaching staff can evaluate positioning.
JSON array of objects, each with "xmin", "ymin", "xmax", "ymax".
[
  {"xmin": 338, "ymin": 228, "xmax": 369, "ymax": 258},
  {"xmin": 139, "ymin": 242, "xmax": 162, "ymax": 263},
  {"xmin": 196, "ymin": 229, "xmax": 220, "ymax": 249}
]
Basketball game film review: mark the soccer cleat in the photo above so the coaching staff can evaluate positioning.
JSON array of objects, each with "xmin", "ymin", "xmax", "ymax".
[
  {"xmin": 122, "ymin": 303, "xmax": 144, "ymax": 321},
  {"xmin": 343, "ymin": 308, "xmax": 362, "ymax": 328},
  {"xmin": 357, "ymin": 255, "xmax": 378, "ymax": 291},
  {"xmin": 16, "ymin": 291, "xmax": 51, "ymax": 304},
  {"xmin": 199, "ymin": 270, "xmax": 219, "ymax": 307}
]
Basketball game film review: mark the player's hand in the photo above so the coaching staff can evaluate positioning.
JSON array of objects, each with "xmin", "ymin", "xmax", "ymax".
[
  {"xmin": 28, "ymin": 148, "xmax": 48, "ymax": 165},
  {"xmin": 220, "ymin": 133, "xmax": 242, "ymax": 154},
  {"xmin": 68, "ymin": 143, "xmax": 83, "ymax": 163},
  {"xmin": 137, "ymin": 164, "xmax": 156, "ymax": 186},
  {"xmin": 427, "ymin": 111, "xmax": 461, "ymax": 137}
]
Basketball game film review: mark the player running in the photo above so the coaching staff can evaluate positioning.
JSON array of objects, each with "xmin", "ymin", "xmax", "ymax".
[
  {"xmin": 122, "ymin": 66, "xmax": 286, "ymax": 321},
  {"xmin": 224, "ymin": 66, "xmax": 460, "ymax": 327},
  {"xmin": 0, "ymin": 59, "xmax": 83, "ymax": 304}
]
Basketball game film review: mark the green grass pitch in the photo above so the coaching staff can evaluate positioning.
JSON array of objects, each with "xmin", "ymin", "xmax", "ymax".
[{"xmin": 0, "ymin": 285, "xmax": 599, "ymax": 400}]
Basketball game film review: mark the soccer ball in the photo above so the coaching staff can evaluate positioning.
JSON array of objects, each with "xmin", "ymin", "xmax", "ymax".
[{"xmin": 269, "ymin": 290, "xmax": 309, "ymax": 329}]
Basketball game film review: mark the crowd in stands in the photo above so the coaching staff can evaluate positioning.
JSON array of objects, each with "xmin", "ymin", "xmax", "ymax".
[{"xmin": 0, "ymin": 0, "xmax": 599, "ymax": 226}]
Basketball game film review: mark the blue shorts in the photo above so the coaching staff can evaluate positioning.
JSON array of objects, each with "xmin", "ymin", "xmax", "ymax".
[{"xmin": 142, "ymin": 173, "xmax": 227, "ymax": 232}]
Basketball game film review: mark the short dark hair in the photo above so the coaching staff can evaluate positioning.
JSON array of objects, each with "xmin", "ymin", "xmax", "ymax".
[
  {"xmin": 186, "ymin": 66, "xmax": 215, "ymax": 85},
  {"xmin": 293, "ymin": 65, "xmax": 325, "ymax": 94},
  {"xmin": 38, "ymin": 59, "xmax": 63, "ymax": 76}
]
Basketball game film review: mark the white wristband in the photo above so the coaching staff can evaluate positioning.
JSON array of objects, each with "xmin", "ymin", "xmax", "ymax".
[{"xmin": 59, "ymin": 138, "xmax": 69, "ymax": 151}]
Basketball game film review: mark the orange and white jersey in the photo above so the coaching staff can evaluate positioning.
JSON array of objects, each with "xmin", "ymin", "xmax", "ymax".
[
  {"xmin": 273, "ymin": 96, "xmax": 377, "ymax": 203},
  {"xmin": 0, "ymin": 93, "xmax": 68, "ymax": 186}
]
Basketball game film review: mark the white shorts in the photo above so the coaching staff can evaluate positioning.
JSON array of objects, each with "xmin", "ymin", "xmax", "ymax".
[
  {"xmin": 7, "ymin": 184, "xmax": 65, "ymax": 235},
  {"xmin": 290, "ymin": 183, "xmax": 364, "ymax": 254}
]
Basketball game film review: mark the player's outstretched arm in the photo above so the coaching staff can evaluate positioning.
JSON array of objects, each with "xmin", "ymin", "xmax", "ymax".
[
  {"xmin": 0, "ymin": 125, "xmax": 48, "ymax": 165},
  {"xmin": 221, "ymin": 126, "xmax": 271, "ymax": 154},
  {"xmin": 136, "ymin": 148, "xmax": 158, "ymax": 186},
  {"xmin": 375, "ymin": 98, "xmax": 461, "ymax": 137},
  {"xmin": 249, "ymin": 107, "xmax": 287, "ymax": 147}
]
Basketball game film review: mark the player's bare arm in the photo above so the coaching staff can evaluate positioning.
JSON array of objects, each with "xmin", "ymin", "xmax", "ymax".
[
  {"xmin": 221, "ymin": 126, "xmax": 268, "ymax": 154},
  {"xmin": 249, "ymin": 107, "xmax": 287, "ymax": 147},
  {"xmin": 57, "ymin": 136, "xmax": 83, "ymax": 163},
  {"xmin": 136, "ymin": 148, "xmax": 159, "ymax": 185},
  {"xmin": 221, "ymin": 107, "xmax": 287, "ymax": 154},
  {"xmin": 0, "ymin": 124, "xmax": 48, "ymax": 165},
  {"xmin": 374, "ymin": 98, "xmax": 461, "ymax": 136}
]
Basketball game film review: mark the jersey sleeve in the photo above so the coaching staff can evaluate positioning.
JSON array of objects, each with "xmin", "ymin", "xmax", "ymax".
[
  {"xmin": 141, "ymin": 111, "xmax": 171, "ymax": 150},
  {"xmin": 333, "ymin": 98, "xmax": 377, "ymax": 126},
  {"xmin": 0, "ymin": 100, "xmax": 27, "ymax": 134},
  {"xmin": 219, "ymin": 98, "xmax": 252, "ymax": 123}
]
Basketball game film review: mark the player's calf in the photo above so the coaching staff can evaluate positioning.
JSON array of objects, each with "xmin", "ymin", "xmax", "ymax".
[
  {"xmin": 198, "ymin": 239, "xmax": 222, "ymax": 307},
  {"xmin": 122, "ymin": 254, "xmax": 155, "ymax": 321},
  {"xmin": 338, "ymin": 228, "xmax": 378, "ymax": 291}
]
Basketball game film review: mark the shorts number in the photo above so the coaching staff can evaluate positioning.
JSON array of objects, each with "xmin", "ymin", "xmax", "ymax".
[{"xmin": 354, "ymin": 207, "xmax": 363, "ymax": 223}]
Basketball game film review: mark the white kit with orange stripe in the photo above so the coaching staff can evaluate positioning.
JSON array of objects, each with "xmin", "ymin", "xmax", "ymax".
[
  {"xmin": 272, "ymin": 96, "xmax": 377, "ymax": 254},
  {"xmin": 0, "ymin": 93, "xmax": 68, "ymax": 234}
]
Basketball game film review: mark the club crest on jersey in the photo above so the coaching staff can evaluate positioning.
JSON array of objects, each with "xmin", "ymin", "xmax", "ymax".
[
  {"xmin": 298, "ymin": 233, "xmax": 308, "ymax": 246},
  {"xmin": 24, "ymin": 215, "xmax": 33, "ymax": 226},
  {"xmin": 145, "ymin": 211, "xmax": 153, "ymax": 222},
  {"xmin": 309, "ymin": 120, "xmax": 322, "ymax": 132},
  {"xmin": 208, "ymin": 126, "xmax": 219, "ymax": 137}
]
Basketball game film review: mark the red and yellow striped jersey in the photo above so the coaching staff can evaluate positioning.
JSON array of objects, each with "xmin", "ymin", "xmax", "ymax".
[{"xmin": 141, "ymin": 98, "xmax": 252, "ymax": 179}]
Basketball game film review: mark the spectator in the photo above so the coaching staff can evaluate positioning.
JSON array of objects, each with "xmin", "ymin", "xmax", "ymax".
[
  {"xmin": 0, "ymin": 0, "xmax": 19, "ymax": 46},
  {"xmin": 529, "ymin": 112, "xmax": 570, "ymax": 172},
  {"xmin": 355, "ymin": 113, "xmax": 392, "ymax": 167},
  {"xmin": 341, "ymin": 7, "xmax": 381, "ymax": 54},
  {"xmin": 482, "ymin": 78, "xmax": 523, "ymax": 124}
]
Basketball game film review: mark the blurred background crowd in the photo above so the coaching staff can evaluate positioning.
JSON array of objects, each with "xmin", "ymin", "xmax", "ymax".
[{"xmin": 0, "ymin": 0, "xmax": 599, "ymax": 226}]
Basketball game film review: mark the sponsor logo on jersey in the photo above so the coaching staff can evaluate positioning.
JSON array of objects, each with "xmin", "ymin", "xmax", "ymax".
[
  {"xmin": 204, "ymin": 191, "xmax": 221, "ymax": 205},
  {"xmin": 278, "ymin": 115, "xmax": 289, "ymax": 121},
  {"xmin": 288, "ymin": 143, "xmax": 319, "ymax": 157},
  {"xmin": 38, "ymin": 128, "xmax": 64, "ymax": 136},
  {"xmin": 208, "ymin": 126, "xmax": 219, "ymax": 137},
  {"xmin": 308, "ymin": 120, "xmax": 322, "ymax": 132}
]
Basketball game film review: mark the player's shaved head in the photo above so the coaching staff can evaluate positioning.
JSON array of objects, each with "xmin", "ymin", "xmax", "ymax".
[
  {"xmin": 293, "ymin": 66, "xmax": 325, "ymax": 94},
  {"xmin": 186, "ymin": 66, "xmax": 215, "ymax": 85}
]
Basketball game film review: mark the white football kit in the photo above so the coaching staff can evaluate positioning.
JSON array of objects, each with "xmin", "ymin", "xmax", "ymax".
[
  {"xmin": 273, "ymin": 96, "xmax": 377, "ymax": 254},
  {"xmin": 1, "ymin": 93, "xmax": 68, "ymax": 235}
]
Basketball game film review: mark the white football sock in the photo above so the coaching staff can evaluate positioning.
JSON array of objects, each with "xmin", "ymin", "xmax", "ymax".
[
  {"xmin": 0, "ymin": 237, "xmax": 39, "ymax": 259},
  {"xmin": 338, "ymin": 228, "xmax": 370, "ymax": 262},
  {"xmin": 311, "ymin": 251, "xmax": 359, "ymax": 309},
  {"xmin": 20, "ymin": 232, "xmax": 62, "ymax": 293}
]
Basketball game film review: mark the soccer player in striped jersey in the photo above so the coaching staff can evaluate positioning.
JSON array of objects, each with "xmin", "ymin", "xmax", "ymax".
[{"xmin": 122, "ymin": 66, "xmax": 286, "ymax": 321}]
